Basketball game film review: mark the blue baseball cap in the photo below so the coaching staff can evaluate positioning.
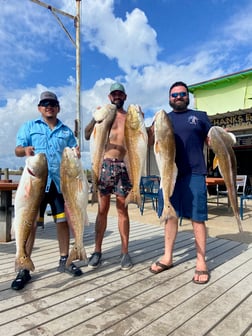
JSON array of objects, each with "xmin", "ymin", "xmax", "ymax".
[{"xmin": 109, "ymin": 82, "xmax": 125, "ymax": 94}]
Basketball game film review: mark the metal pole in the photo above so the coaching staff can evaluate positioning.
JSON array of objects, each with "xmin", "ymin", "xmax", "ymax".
[
  {"xmin": 75, "ymin": 0, "xmax": 81, "ymax": 148},
  {"xmin": 29, "ymin": 0, "xmax": 75, "ymax": 19},
  {"xmin": 29, "ymin": 0, "xmax": 82, "ymax": 147}
]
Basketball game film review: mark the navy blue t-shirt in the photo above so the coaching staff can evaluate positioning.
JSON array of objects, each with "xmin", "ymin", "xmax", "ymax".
[{"xmin": 168, "ymin": 109, "xmax": 212, "ymax": 177}]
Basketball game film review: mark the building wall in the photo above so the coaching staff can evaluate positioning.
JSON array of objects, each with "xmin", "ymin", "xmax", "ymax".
[{"xmin": 192, "ymin": 76, "xmax": 252, "ymax": 115}]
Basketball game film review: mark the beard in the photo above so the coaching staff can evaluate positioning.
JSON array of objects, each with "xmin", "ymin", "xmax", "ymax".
[
  {"xmin": 169, "ymin": 98, "xmax": 189, "ymax": 111},
  {"xmin": 111, "ymin": 99, "xmax": 124, "ymax": 109}
]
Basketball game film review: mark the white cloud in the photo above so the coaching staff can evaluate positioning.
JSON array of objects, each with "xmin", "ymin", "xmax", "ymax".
[
  {"xmin": 82, "ymin": 0, "xmax": 159, "ymax": 72},
  {"xmin": 222, "ymin": 2, "xmax": 252, "ymax": 44}
]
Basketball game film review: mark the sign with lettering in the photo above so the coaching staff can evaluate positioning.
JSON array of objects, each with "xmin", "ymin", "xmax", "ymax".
[
  {"xmin": 235, "ymin": 135, "xmax": 252, "ymax": 147},
  {"xmin": 211, "ymin": 113, "xmax": 252, "ymax": 128}
]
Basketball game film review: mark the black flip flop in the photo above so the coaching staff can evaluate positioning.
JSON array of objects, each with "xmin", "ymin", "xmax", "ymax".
[
  {"xmin": 149, "ymin": 261, "xmax": 174, "ymax": 274},
  {"xmin": 192, "ymin": 270, "xmax": 210, "ymax": 284}
]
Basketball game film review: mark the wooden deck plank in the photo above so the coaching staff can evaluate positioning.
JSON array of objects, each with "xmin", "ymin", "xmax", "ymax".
[
  {"xmin": 50, "ymin": 246, "xmax": 252, "ymax": 336},
  {"xmin": 0, "ymin": 212, "xmax": 251, "ymax": 336},
  {"xmin": 203, "ymin": 293, "xmax": 252, "ymax": 336},
  {"xmin": 111, "ymin": 249, "xmax": 251, "ymax": 335},
  {"xmin": 168, "ymin": 277, "xmax": 252, "ymax": 336}
]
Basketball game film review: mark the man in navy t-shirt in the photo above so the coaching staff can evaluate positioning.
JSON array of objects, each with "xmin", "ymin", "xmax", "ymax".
[{"xmin": 148, "ymin": 81, "xmax": 212, "ymax": 285}]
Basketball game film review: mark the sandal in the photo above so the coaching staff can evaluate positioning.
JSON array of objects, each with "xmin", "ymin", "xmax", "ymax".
[
  {"xmin": 192, "ymin": 270, "xmax": 210, "ymax": 284},
  {"xmin": 149, "ymin": 261, "xmax": 174, "ymax": 274}
]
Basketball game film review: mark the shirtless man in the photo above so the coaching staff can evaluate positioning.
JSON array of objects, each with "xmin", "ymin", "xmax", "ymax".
[{"xmin": 84, "ymin": 82, "xmax": 133, "ymax": 270}]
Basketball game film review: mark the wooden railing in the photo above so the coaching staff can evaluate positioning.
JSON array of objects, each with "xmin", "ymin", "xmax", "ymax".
[
  {"xmin": 0, "ymin": 168, "xmax": 23, "ymax": 181},
  {"xmin": 0, "ymin": 168, "xmax": 92, "ymax": 182}
]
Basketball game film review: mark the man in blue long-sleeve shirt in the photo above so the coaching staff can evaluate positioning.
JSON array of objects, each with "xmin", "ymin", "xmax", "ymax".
[{"xmin": 11, "ymin": 91, "xmax": 83, "ymax": 290}]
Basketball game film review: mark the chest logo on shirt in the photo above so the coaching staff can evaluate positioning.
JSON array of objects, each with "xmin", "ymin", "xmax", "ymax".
[{"xmin": 188, "ymin": 115, "xmax": 199, "ymax": 125}]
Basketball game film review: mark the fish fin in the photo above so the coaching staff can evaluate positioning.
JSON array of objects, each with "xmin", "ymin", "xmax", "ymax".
[
  {"xmin": 64, "ymin": 203, "xmax": 71, "ymax": 222},
  {"xmin": 213, "ymin": 156, "xmax": 219, "ymax": 170},
  {"xmin": 169, "ymin": 164, "xmax": 178, "ymax": 197},
  {"xmin": 154, "ymin": 141, "xmax": 160, "ymax": 154},
  {"xmin": 24, "ymin": 177, "xmax": 33, "ymax": 198}
]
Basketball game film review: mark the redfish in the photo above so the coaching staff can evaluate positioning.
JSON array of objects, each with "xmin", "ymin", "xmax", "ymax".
[
  {"xmin": 90, "ymin": 104, "xmax": 117, "ymax": 203},
  {"xmin": 154, "ymin": 110, "xmax": 177, "ymax": 223},
  {"xmin": 124, "ymin": 104, "xmax": 148, "ymax": 207},
  {"xmin": 14, "ymin": 153, "xmax": 48, "ymax": 271},
  {"xmin": 208, "ymin": 126, "xmax": 243, "ymax": 232},
  {"xmin": 60, "ymin": 147, "xmax": 89, "ymax": 266}
]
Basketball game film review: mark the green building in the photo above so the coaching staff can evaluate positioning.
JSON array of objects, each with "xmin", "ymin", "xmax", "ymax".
[{"xmin": 189, "ymin": 68, "xmax": 252, "ymax": 180}]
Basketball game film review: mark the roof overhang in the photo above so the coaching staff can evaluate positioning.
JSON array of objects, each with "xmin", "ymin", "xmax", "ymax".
[{"xmin": 189, "ymin": 68, "xmax": 252, "ymax": 93}]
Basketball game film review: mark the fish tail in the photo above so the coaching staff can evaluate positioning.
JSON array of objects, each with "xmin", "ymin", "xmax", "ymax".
[
  {"xmin": 125, "ymin": 190, "xmax": 141, "ymax": 208},
  {"xmin": 15, "ymin": 255, "xmax": 35, "ymax": 272},
  {"xmin": 66, "ymin": 245, "xmax": 87, "ymax": 267},
  {"xmin": 160, "ymin": 205, "xmax": 177, "ymax": 224}
]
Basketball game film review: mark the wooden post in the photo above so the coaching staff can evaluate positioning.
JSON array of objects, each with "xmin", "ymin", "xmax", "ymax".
[
  {"xmin": 0, "ymin": 190, "xmax": 12, "ymax": 242},
  {"xmin": 3, "ymin": 168, "xmax": 9, "ymax": 180}
]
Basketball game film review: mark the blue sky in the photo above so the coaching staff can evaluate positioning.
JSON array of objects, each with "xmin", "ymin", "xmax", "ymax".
[{"xmin": 1, "ymin": 0, "xmax": 252, "ymax": 169}]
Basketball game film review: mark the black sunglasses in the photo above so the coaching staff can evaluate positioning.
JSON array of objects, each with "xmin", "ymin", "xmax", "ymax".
[
  {"xmin": 39, "ymin": 100, "xmax": 59, "ymax": 107},
  {"xmin": 170, "ymin": 92, "xmax": 187, "ymax": 98}
]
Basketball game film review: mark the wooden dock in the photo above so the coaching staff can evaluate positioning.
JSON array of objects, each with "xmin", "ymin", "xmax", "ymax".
[{"xmin": 0, "ymin": 211, "xmax": 251, "ymax": 336}]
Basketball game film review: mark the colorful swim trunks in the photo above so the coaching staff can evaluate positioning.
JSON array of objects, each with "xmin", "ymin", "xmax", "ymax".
[{"xmin": 98, "ymin": 158, "xmax": 132, "ymax": 197}]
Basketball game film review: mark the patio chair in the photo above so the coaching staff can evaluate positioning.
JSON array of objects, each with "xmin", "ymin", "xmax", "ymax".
[
  {"xmin": 139, "ymin": 175, "xmax": 160, "ymax": 215},
  {"xmin": 240, "ymin": 185, "xmax": 252, "ymax": 220},
  {"xmin": 216, "ymin": 174, "xmax": 247, "ymax": 206}
]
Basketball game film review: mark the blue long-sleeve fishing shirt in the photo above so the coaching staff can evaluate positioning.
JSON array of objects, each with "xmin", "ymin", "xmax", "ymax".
[{"xmin": 16, "ymin": 117, "xmax": 77, "ymax": 193}]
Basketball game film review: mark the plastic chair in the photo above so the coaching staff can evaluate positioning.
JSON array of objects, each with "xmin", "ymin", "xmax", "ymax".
[
  {"xmin": 240, "ymin": 186, "xmax": 252, "ymax": 220},
  {"xmin": 216, "ymin": 175, "xmax": 247, "ymax": 206},
  {"xmin": 139, "ymin": 175, "xmax": 160, "ymax": 215}
]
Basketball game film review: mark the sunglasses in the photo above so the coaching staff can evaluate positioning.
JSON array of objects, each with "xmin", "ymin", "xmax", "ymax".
[
  {"xmin": 39, "ymin": 100, "xmax": 59, "ymax": 107},
  {"xmin": 170, "ymin": 92, "xmax": 187, "ymax": 98}
]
